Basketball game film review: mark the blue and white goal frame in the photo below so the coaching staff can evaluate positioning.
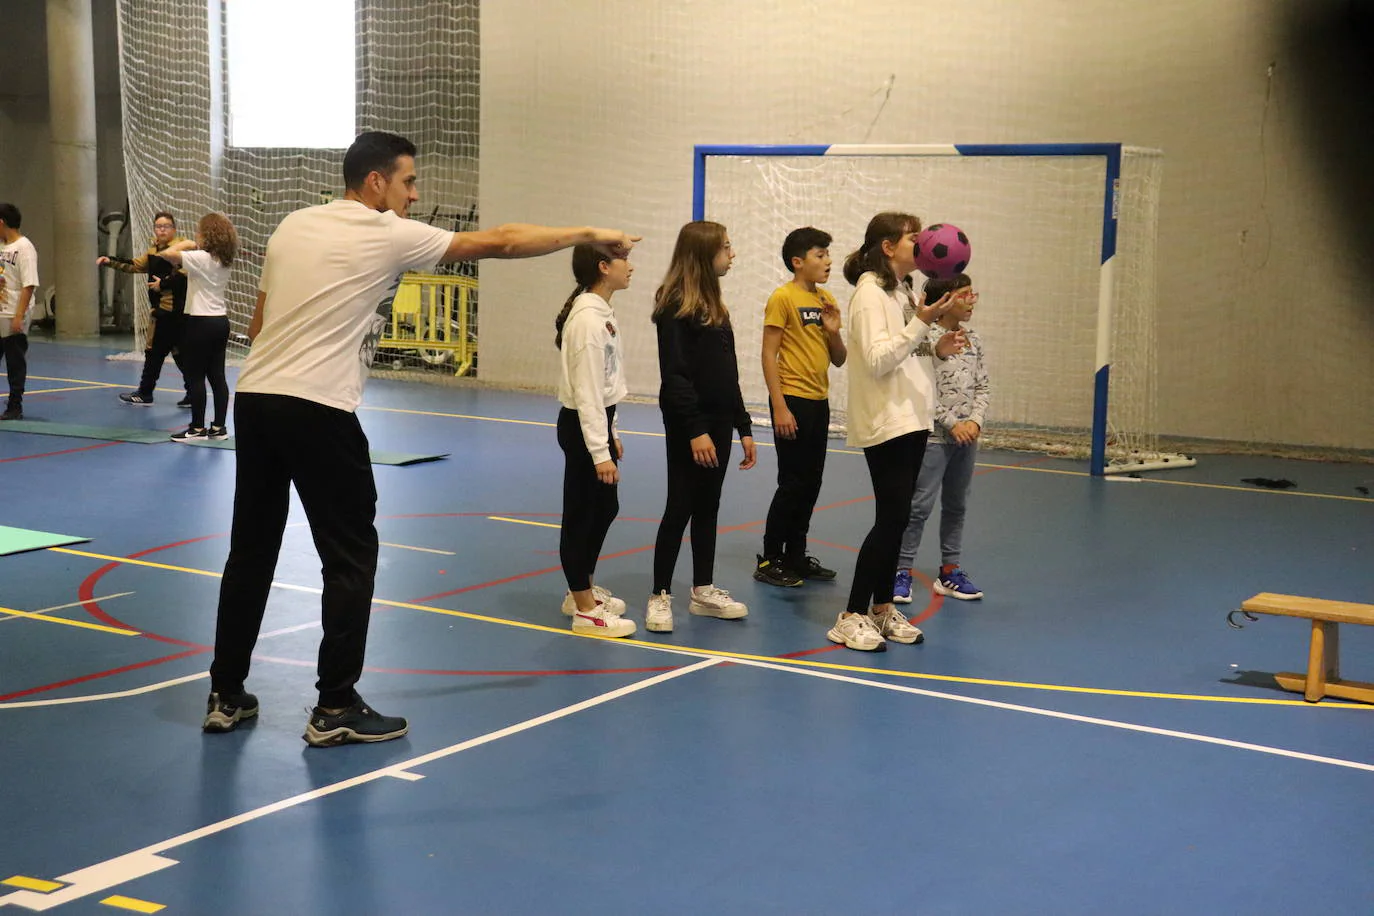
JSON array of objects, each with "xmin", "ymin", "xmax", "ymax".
[{"xmin": 693, "ymin": 143, "xmax": 1125, "ymax": 476}]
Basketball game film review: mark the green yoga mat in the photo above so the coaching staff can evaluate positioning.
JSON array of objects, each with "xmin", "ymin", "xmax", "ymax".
[
  {"xmin": 184, "ymin": 437, "xmax": 449, "ymax": 466},
  {"xmin": 0, "ymin": 419, "xmax": 172, "ymax": 444},
  {"xmin": 0, "ymin": 525, "xmax": 91, "ymax": 557}
]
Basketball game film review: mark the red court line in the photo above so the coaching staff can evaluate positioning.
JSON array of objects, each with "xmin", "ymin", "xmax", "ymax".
[
  {"xmin": 0, "ymin": 441, "xmax": 124, "ymax": 463},
  {"xmin": 0, "ymin": 648, "xmax": 208, "ymax": 703}
]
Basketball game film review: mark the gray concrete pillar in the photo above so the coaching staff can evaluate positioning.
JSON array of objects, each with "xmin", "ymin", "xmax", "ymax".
[{"xmin": 46, "ymin": 0, "xmax": 100, "ymax": 338}]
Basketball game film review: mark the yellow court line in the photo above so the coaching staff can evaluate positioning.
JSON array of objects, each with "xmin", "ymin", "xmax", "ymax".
[
  {"xmin": 28, "ymin": 375, "xmax": 124, "ymax": 388},
  {"xmin": 14, "ymin": 384, "xmax": 118, "ymax": 396},
  {"xmin": 2, "ymin": 877, "xmax": 64, "ymax": 892},
  {"xmin": 45, "ymin": 547, "xmax": 1371, "ymax": 708},
  {"xmin": 488, "ymin": 516, "xmax": 561, "ymax": 529},
  {"xmin": 0, "ymin": 605, "xmax": 139, "ymax": 637},
  {"xmin": 379, "ymin": 541, "xmax": 457, "ymax": 556},
  {"xmin": 100, "ymin": 895, "xmax": 165, "ymax": 913}
]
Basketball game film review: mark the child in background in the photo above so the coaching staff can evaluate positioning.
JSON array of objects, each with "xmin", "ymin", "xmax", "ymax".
[{"xmin": 894, "ymin": 273, "xmax": 988, "ymax": 603}]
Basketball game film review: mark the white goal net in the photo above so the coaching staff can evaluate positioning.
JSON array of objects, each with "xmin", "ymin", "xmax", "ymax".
[{"xmin": 700, "ymin": 146, "xmax": 1186, "ymax": 473}]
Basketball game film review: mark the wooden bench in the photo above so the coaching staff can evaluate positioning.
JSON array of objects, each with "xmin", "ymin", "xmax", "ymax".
[{"xmin": 1238, "ymin": 593, "xmax": 1374, "ymax": 704}]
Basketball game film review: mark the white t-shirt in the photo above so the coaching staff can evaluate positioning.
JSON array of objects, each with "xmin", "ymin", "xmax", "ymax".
[
  {"xmin": 236, "ymin": 200, "xmax": 452, "ymax": 412},
  {"xmin": 0, "ymin": 236, "xmax": 40, "ymax": 334},
  {"xmin": 181, "ymin": 250, "xmax": 231, "ymax": 317}
]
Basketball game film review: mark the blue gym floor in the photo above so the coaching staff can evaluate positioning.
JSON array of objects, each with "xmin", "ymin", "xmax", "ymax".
[{"xmin": 1, "ymin": 340, "xmax": 1371, "ymax": 915}]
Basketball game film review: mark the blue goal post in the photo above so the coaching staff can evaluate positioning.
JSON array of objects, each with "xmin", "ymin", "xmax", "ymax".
[{"xmin": 693, "ymin": 143, "xmax": 1125, "ymax": 476}]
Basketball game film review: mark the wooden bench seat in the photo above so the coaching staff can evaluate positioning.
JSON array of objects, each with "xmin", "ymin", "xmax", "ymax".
[{"xmin": 1239, "ymin": 592, "xmax": 1374, "ymax": 704}]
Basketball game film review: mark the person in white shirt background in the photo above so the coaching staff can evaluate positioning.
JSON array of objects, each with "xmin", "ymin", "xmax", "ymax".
[
  {"xmin": 154, "ymin": 212, "xmax": 239, "ymax": 442},
  {"xmin": 0, "ymin": 202, "xmax": 39, "ymax": 422},
  {"xmin": 553, "ymin": 244, "xmax": 635, "ymax": 639},
  {"xmin": 202, "ymin": 131, "xmax": 639, "ymax": 747}
]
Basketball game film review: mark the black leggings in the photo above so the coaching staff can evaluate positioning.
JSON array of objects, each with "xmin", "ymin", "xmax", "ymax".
[
  {"xmin": 1, "ymin": 332, "xmax": 26, "ymax": 410},
  {"xmin": 652, "ymin": 419, "xmax": 733, "ymax": 593},
  {"xmin": 180, "ymin": 315, "xmax": 230, "ymax": 428},
  {"xmin": 558, "ymin": 406, "xmax": 619, "ymax": 593},
  {"xmin": 847, "ymin": 431, "xmax": 929, "ymax": 612},
  {"xmin": 138, "ymin": 309, "xmax": 186, "ymax": 399}
]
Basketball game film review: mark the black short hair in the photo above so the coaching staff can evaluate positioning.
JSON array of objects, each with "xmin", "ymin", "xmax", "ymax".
[
  {"xmin": 342, "ymin": 132, "xmax": 418, "ymax": 191},
  {"xmin": 922, "ymin": 273, "xmax": 972, "ymax": 303},
  {"xmin": 781, "ymin": 226, "xmax": 832, "ymax": 271},
  {"xmin": 0, "ymin": 202, "xmax": 21, "ymax": 230},
  {"xmin": 153, "ymin": 210, "xmax": 176, "ymax": 228}
]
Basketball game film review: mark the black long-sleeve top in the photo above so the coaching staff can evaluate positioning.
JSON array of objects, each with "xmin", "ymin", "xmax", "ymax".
[{"xmin": 655, "ymin": 312, "xmax": 752, "ymax": 440}]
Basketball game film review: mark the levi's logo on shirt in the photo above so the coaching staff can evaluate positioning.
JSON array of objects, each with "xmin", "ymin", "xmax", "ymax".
[{"xmin": 799, "ymin": 306, "xmax": 822, "ymax": 327}]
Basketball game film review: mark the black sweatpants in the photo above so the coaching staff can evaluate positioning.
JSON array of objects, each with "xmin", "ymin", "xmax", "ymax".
[
  {"xmin": 847, "ymin": 430, "xmax": 929, "ymax": 613},
  {"xmin": 137, "ymin": 309, "xmax": 187, "ymax": 399},
  {"xmin": 652, "ymin": 418, "xmax": 733, "ymax": 593},
  {"xmin": 179, "ymin": 315, "xmax": 230, "ymax": 428},
  {"xmin": 762, "ymin": 394, "xmax": 830, "ymax": 563},
  {"xmin": 209, "ymin": 393, "xmax": 378, "ymax": 709},
  {"xmin": 558, "ymin": 405, "xmax": 619, "ymax": 593},
  {"xmin": 1, "ymin": 331, "xmax": 26, "ymax": 410}
]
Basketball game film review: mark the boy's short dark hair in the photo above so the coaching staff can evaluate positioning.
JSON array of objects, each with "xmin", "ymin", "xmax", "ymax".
[
  {"xmin": 153, "ymin": 210, "xmax": 176, "ymax": 227},
  {"xmin": 343, "ymin": 131, "xmax": 418, "ymax": 191},
  {"xmin": 781, "ymin": 226, "xmax": 832, "ymax": 272},
  {"xmin": 0, "ymin": 202, "xmax": 21, "ymax": 230},
  {"xmin": 922, "ymin": 273, "xmax": 972, "ymax": 303}
]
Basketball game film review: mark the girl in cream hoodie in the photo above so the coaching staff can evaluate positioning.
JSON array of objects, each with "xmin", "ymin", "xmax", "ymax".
[{"xmin": 831, "ymin": 212, "xmax": 961, "ymax": 652}]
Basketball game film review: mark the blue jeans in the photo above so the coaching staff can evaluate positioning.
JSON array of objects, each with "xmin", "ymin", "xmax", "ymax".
[{"xmin": 897, "ymin": 439, "xmax": 978, "ymax": 569}]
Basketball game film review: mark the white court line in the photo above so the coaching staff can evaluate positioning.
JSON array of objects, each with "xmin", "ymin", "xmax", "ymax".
[
  {"xmin": 731, "ymin": 657, "xmax": 1374, "ymax": 774},
  {"xmin": 0, "ymin": 659, "xmax": 721, "ymax": 911},
  {"xmin": 0, "ymin": 673, "xmax": 211, "ymax": 710},
  {"xmin": 0, "ymin": 592, "xmax": 136, "ymax": 625}
]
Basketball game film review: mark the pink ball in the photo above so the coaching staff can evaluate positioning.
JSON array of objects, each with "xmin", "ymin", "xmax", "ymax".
[{"xmin": 913, "ymin": 223, "xmax": 971, "ymax": 280}]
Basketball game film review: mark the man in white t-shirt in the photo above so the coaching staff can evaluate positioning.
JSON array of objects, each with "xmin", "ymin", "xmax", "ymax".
[
  {"xmin": 0, "ymin": 203, "xmax": 38, "ymax": 421},
  {"xmin": 205, "ymin": 131, "xmax": 639, "ymax": 747}
]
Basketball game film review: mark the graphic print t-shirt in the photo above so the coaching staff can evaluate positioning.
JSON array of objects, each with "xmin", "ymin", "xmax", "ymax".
[
  {"xmin": 0, "ymin": 236, "xmax": 40, "ymax": 335},
  {"xmin": 762, "ymin": 282, "xmax": 836, "ymax": 400},
  {"xmin": 236, "ymin": 200, "xmax": 451, "ymax": 412}
]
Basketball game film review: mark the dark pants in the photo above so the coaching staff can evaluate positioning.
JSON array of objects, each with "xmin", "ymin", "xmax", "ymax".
[
  {"xmin": 763, "ymin": 394, "xmax": 829, "ymax": 563},
  {"xmin": 558, "ymin": 406, "xmax": 620, "ymax": 592},
  {"xmin": 653, "ymin": 418, "xmax": 733, "ymax": 593},
  {"xmin": 138, "ymin": 309, "xmax": 187, "ymax": 399},
  {"xmin": 180, "ymin": 315, "xmax": 230, "ymax": 428},
  {"xmin": 1, "ymin": 332, "xmax": 26, "ymax": 410},
  {"xmin": 847, "ymin": 430, "xmax": 929, "ymax": 613},
  {"xmin": 209, "ymin": 393, "xmax": 378, "ymax": 709}
]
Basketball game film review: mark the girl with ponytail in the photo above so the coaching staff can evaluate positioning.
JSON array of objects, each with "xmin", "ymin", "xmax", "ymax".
[{"xmin": 555, "ymin": 244, "xmax": 636, "ymax": 638}]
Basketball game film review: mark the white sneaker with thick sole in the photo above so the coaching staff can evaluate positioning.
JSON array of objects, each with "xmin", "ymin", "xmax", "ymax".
[
  {"xmin": 826, "ymin": 612, "xmax": 887, "ymax": 652},
  {"xmin": 689, "ymin": 584, "xmax": 748, "ymax": 619},
  {"xmin": 869, "ymin": 606, "xmax": 924, "ymax": 644},
  {"xmin": 561, "ymin": 586, "xmax": 627, "ymax": 617},
  {"xmin": 570, "ymin": 604, "xmax": 636, "ymax": 638},
  {"xmin": 645, "ymin": 591, "xmax": 674, "ymax": 633}
]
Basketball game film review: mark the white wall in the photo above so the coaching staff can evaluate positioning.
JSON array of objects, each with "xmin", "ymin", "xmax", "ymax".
[{"xmin": 480, "ymin": 0, "xmax": 1374, "ymax": 451}]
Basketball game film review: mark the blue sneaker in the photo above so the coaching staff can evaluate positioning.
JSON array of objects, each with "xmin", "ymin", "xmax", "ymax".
[
  {"xmin": 893, "ymin": 569, "xmax": 914, "ymax": 604},
  {"xmin": 934, "ymin": 567, "xmax": 984, "ymax": 600}
]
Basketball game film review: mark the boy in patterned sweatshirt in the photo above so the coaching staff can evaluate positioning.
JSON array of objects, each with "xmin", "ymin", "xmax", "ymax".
[{"xmin": 894, "ymin": 272, "xmax": 990, "ymax": 603}]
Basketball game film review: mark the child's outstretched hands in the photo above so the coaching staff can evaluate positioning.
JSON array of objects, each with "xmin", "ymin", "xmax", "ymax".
[
  {"xmin": 936, "ymin": 328, "xmax": 968, "ymax": 358},
  {"xmin": 590, "ymin": 229, "xmax": 641, "ymax": 259},
  {"xmin": 914, "ymin": 288, "xmax": 956, "ymax": 324}
]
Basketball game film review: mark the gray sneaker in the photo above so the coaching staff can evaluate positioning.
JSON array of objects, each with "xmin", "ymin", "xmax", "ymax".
[{"xmin": 304, "ymin": 696, "xmax": 408, "ymax": 747}]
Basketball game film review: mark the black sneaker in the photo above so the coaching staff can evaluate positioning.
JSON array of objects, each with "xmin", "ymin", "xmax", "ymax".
[
  {"xmin": 206, "ymin": 425, "xmax": 229, "ymax": 440},
  {"xmin": 0, "ymin": 406, "xmax": 21, "ymax": 421},
  {"xmin": 176, "ymin": 396, "xmax": 193, "ymax": 408},
  {"xmin": 754, "ymin": 554, "xmax": 803, "ymax": 587},
  {"xmin": 203, "ymin": 691, "xmax": 260, "ymax": 732},
  {"xmin": 170, "ymin": 426, "xmax": 207, "ymax": 442},
  {"xmin": 304, "ymin": 696, "xmax": 408, "ymax": 747},
  {"xmin": 119, "ymin": 392, "xmax": 153, "ymax": 406},
  {"xmin": 790, "ymin": 555, "xmax": 837, "ymax": 581}
]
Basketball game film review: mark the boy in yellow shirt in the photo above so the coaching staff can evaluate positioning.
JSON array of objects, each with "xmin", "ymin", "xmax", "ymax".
[{"xmin": 755, "ymin": 227, "xmax": 847, "ymax": 587}]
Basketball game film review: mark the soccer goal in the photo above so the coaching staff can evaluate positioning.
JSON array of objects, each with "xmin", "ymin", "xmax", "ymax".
[{"xmin": 694, "ymin": 143, "xmax": 1194, "ymax": 476}]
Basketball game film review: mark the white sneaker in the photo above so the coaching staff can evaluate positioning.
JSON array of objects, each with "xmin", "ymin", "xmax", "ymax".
[
  {"xmin": 826, "ymin": 612, "xmax": 887, "ymax": 652},
  {"xmin": 689, "ymin": 584, "xmax": 748, "ymax": 619},
  {"xmin": 561, "ymin": 586, "xmax": 627, "ymax": 617},
  {"xmin": 870, "ymin": 606, "xmax": 924, "ymax": 645},
  {"xmin": 570, "ymin": 604, "xmax": 636, "ymax": 638},
  {"xmin": 645, "ymin": 591, "xmax": 674, "ymax": 633}
]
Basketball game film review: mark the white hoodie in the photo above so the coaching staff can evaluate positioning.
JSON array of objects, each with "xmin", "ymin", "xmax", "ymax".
[
  {"xmin": 844, "ymin": 272, "xmax": 936, "ymax": 448},
  {"xmin": 557, "ymin": 292, "xmax": 628, "ymax": 464}
]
